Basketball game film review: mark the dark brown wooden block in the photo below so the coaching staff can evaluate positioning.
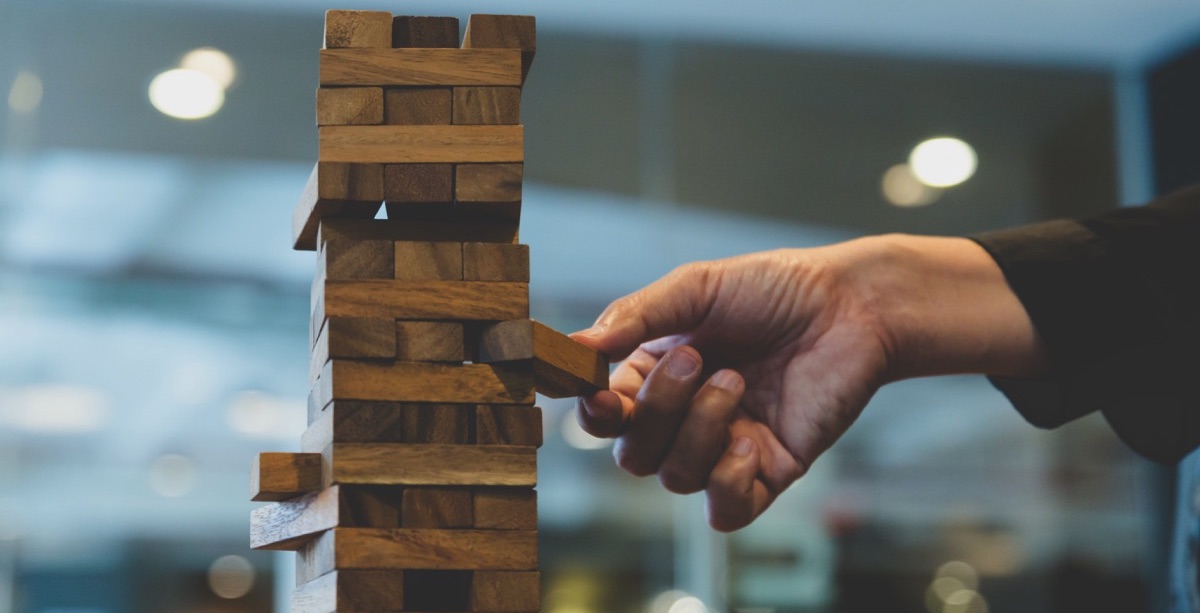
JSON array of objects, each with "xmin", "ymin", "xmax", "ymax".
[
  {"xmin": 293, "ymin": 163, "xmax": 384, "ymax": 251},
  {"xmin": 318, "ymin": 125, "xmax": 524, "ymax": 164},
  {"xmin": 251, "ymin": 452, "xmax": 322, "ymax": 502},
  {"xmin": 383, "ymin": 163, "xmax": 453, "ymax": 203},
  {"xmin": 401, "ymin": 404, "xmax": 472, "ymax": 444},
  {"xmin": 471, "ymin": 571, "xmax": 541, "ymax": 612},
  {"xmin": 316, "ymin": 86, "xmax": 384, "ymax": 126},
  {"xmin": 311, "ymin": 317, "xmax": 396, "ymax": 386},
  {"xmin": 299, "ymin": 528, "xmax": 538, "ymax": 576},
  {"xmin": 478, "ymin": 319, "xmax": 609, "ymax": 398},
  {"xmin": 318, "ymin": 360, "xmax": 534, "ymax": 405},
  {"xmin": 292, "ymin": 570, "xmax": 405, "ymax": 613},
  {"xmin": 474, "ymin": 488, "xmax": 537, "ymax": 531},
  {"xmin": 463, "ymin": 242, "xmax": 529, "ymax": 282},
  {"xmin": 324, "ymin": 10, "xmax": 393, "ymax": 49},
  {"xmin": 319, "ymin": 218, "xmax": 519, "ymax": 245},
  {"xmin": 395, "ymin": 321, "xmax": 465, "ymax": 362},
  {"xmin": 462, "ymin": 15, "xmax": 536, "ymax": 83},
  {"xmin": 301, "ymin": 401, "xmax": 407, "ymax": 452},
  {"xmin": 325, "ymin": 444, "xmax": 537, "ymax": 486},
  {"xmin": 321, "ymin": 232, "xmax": 394, "ymax": 280},
  {"xmin": 392, "ymin": 16, "xmax": 460, "ymax": 48},
  {"xmin": 319, "ymin": 48, "xmax": 522, "ymax": 86},
  {"xmin": 401, "ymin": 487, "xmax": 473, "ymax": 528},
  {"xmin": 383, "ymin": 87, "xmax": 452, "ymax": 125},
  {"xmin": 250, "ymin": 485, "xmax": 403, "ymax": 550},
  {"xmin": 476, "ymin": 405, "xmax": 542, "ymax": 447},
  {"xmin": 456, "ymin": 163, "xmax": 523, "ymax": 203},
  {"xmin": 453, "ymin": 86, "xmax": 521, "ymax": 125},
  {"xmin": 319, "ymin": 279, "xmax": 529, "ymax": 321}
]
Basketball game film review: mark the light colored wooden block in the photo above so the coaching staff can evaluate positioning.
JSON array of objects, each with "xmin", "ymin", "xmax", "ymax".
[
  {"xmin": 293, "ymin": 163, "xmax": 384, "ymax": 251},
  {"xmin": 476, "ymin": 405, "xmax": 542, "ymax": 447},
  {"xmin": 326, "ymin": 443, "xmax": 537, "ymax": 486},
  {"xmin": 401, "ymin": 403, "xmax": 472, "ymax": 444},
  {"xmin": 391, "ymin": 16, "xmax": 459, "ymax": 48},
  {"xmin": 463, "ymin": 242, "xmax": 529, "ymax": 282},
  {"xmin": 453, "ymin": 87, "xmax": 521, "ymax": 125},
  {"xmin": 383, "ymin": 88, "xmax": 452, "ymax": 125},
  {"xmin": 319, "ymin": 279, "xmax": 529, "ymax": 321},
  {"xmin": 463, "ymin": 14, "xmax": 536, "ymax": 83},
  {"xmin": 471, "ymin": 571, "xmax": 541, "ymax": 612},
  {"xmin": 319, "ymin": 360, "xmax": 535, "ymax": 405},
  {"xmin": 393, "ymin": 241, "xmax": 462, "ymax": 281},
  {"xmin": 477, "ymin": 319, "xmax": 609, "ymax": 398},
  {"xmin": 395, "ymin": 321, "xmax": 465, "ymax": 362},
  {"xmin": 318, "ymin": 218, "xmax": 519, "ymax": 245},
  {"xmin": 318, "ymin": 125, "xmax": 523, "ymax": 164},
  {"xmin": 301, "ymin": 401, "xmax": 407, "ymax": 452},
  {"xmin": 456, "ymin": 163, "xmax": 523, "ymax": 203},
  {"xmin": 251, "ymin": 484, "xmax": 401, "ymax": 551},
  {"xmin": 316, "ymin": 87, "xmax": 384, "ymax": 126},
  {"xmin": 324, "ymin": 10, "xmax": 393, "ymax": 49},
  {"xmin": 292, "ymin": 570, "xmax": 405, "ymax": 613},
  {"xmin": 251, "ymin": 452, "xmax": 322, "ymax": 502},
  {"xmin": 401, "ymin": 487, "xmax": 473, "ymax": 528},
  {"xmin": 299, "ymin": 528, "xmax": 538, "ymax": 576},
  {"xmin": 383, "ymin": 163, "xmax": 453, "ymax": 203},
  {"xmin": 474, "ymin": 488, "xmax": 537, "ymax": 531},
  {"xmin": 319, "ymin": 48, "xmax": 523, "ymax": 86}
]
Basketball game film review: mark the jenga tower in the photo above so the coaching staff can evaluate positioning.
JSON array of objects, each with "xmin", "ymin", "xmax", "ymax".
[{"xmin": 249, "ymin": 10, "xmax": 608, "ymax": 612}]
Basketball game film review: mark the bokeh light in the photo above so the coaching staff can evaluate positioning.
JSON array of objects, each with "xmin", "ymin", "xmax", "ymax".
[
  {"xmin": 148, "ymin": 68, "xmax": 224, "ymax": 120},
  {"xmin": 207, "ymin": 554, "xmax": 255, "ymax": 599},
  {"xmin": 909, "ymin": 137, "xmax": 977, "ymax": 188}
]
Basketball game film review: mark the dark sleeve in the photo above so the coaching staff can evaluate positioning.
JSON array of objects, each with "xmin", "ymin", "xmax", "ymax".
[{"xmin": 969, "ymin": 184, "xmax": 1200, "ymax": 463}]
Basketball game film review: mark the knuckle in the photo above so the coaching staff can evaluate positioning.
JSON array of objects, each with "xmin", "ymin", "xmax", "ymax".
[{"xmin": 613, "ymin": 444, "xmax": 656, "ymax": 477}]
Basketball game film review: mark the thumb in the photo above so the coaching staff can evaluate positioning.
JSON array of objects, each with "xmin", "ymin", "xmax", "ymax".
[{"xmin": 570, "ymin": 263, "xmax": 717, "ymax": 361}]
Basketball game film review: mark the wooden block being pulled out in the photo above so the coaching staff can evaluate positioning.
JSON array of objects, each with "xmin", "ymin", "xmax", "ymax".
[
  {"xmin": 293, "ymin": 163, "xmax": 383, "ymax": 251},
  {"xmin": 292, "ymin": 569, "xmax": 405, "ymax": 613},
  {"xmin": 326, "ymin": 444, "xmax": 537, "ymax": 487},
  {"xmin": 250, "ymin": 484, "xmax": 403, "ymax": 550},
  {"xmin": 478, "ymin": 319, "xmax": 608, "ymax": 398},
  {"xmin": 319, "ymin": 48, "xmax": 522, "ymax": 86},
  {"xmin": 251, "ymin": 452, "xmax": 322, "ymax": 502},
  {"xmin": 319, "ymin": 360, "xmax": 534, "ymax": 405},
  {"xmin": 318, "ymin": 125, "xmax": 523, "ymax": 164},
  {"xmin": 298, "ymin": 528, "xmax": 538, "ymax": 577}
]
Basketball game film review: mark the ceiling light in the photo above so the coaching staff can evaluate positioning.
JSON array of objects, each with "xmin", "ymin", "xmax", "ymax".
[
  {"xmin": 181, "ymin": 47, "xmax": 237, "ymax": 89},
  {"xmin": 881, "ymin": 163, "xmax": 942, "ymax": 208},
  {"xmin": 148, "ymin": 68, "xmax": 224, "ymax": 120},
  {"xmin": 8, "ymin": 71, "xmax": 43, "ymax": 113},
  {"xmin": 909, "ymin": 137, "xmax": 977, "ymax": 188}
]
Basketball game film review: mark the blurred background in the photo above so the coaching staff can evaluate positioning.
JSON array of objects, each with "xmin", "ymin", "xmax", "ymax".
[{"xmin": 2, "ymin": 0, "xmax": 1199, "ymax": 611}]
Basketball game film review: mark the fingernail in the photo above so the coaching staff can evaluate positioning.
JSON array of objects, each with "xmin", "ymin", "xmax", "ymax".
[
  {"xmin": 710, "ymin": 370, "xmax": 740, "ymax": 392},
  {"xmin": 731, "ymin": 436, "xmax": 753, "ymax": 457},
  {"xmin": 665, "ymin": 350, "xmax": 699, "ymax": 378}
]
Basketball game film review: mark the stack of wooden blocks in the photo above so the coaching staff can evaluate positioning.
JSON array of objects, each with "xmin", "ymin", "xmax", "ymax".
[{"xmin": 249, "ymin": 10, "xmax": 608, "ymax": 612}]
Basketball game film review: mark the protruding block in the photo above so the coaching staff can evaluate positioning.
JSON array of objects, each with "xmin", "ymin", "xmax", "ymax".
[
  {"xmin": 463, "ymin": 242, "xmax": 529, "ymax": 282},
  {"xmin": 320, "ymin": 48, "xmax": 523, "ymax": 86},
  {"xmin": 319, "ymin": 360, "xmax": 535, "ymax": 405},
  {"xmin": 392, "ymin": 16, "xmax": 460, "ymax": 48},
  {"xmin": 474, "ymin": 488, "xmax": 537, "ymax": 531},
  {"xmin": 292, "ymin": 570, "xmax": 405, "ymax": 613},
  {"xmin": 453, "ymin": 86, "xmax": 521, "ymax": 125},
  {"xmin": 251, "ymin": 485, "xmax": 403, "ymax": 550},
  {"xmin": 477, "ymin": 319, "xmax": 609, "ymax": 398},
  {"xmin": 395, "ymin": 321, "xmax": 465, "ymax": 362},
  {"xmin": 320, "ymin": 279, "xmax": 529, "ymax": 321},
  {"xmin": 402, "ymin": 403, "xmax": 472, "ymax": 444},
  {"xmin": 319, "ymin": 217, "xmax": 519, "ymax": 245},
  {"xmin": 471, "ymin": 571, "xmax": 541, "ymax": 612},
  {"xmin": 384, "ymin": 87, "xmax": 452, "ymax": 125},
  {"xmin": 251, "ymin": 452, "xmax": 322, "ymax": 502},
  {"xmin": 463, "ymin": 15, "xmax": 536, "ymax": 83},
  {"xmin": 456, "ymin": 163, "xmax": 523, "ymax": 203},
  {"xmin": 401, "ymin": 488, "xmax": 473, "ymax": 528},
  {"xmin": 299, "ymin": 528, "xmax": 538, "ymax": 576},
  {"xmin": 293, "ymin": 163, "xmax": 384, "ymax": 251},
  {"xmin": 316, "ymin": 87, "xmax": 384, "ymax": 126},
  {"xmin": 318, "ymin": 125, "xmax": 524, "ymax": 164},
  {"xmin": 476, "ymin": 405, "xmax": 542, "ymax": 447},
  {"xmin": 326, "ymin": 444, "xmax": 537, "ymax": 487},
  {"xmin": 324, "ymin": 10, "xmax": 393, "ymax": 49}
]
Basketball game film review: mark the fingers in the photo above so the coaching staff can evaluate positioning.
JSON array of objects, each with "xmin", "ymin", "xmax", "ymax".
[
  {"xmin": 657, "ymin": 369, "xmax": 744, "ymax": 494},
  {"xmin": 705, "ymin": 436, "xmax": 771, "ymax": 532},
  {"xmin": 612, "ymin": 346, "xmax": 704, "ymax": 476}
]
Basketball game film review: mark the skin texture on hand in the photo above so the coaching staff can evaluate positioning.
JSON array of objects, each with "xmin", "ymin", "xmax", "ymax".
[{"xmin": 571, "ymin": 234, "xmax": 1047, "ymax": 532}]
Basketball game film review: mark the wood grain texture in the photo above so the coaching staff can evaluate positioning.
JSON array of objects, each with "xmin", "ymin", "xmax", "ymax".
[
  {"xmin": 320, "ymin": 279, "xmax": 529, "ymax": 321},
  {"xmin": 453, "ymin": 86, "xmax": 521, "ymax": 125},
  {"xmin": 251, "ymin": 452, "xmax": 323, "ymax": 502},
  {"xmin": 310, "ymin": 317, "xmax": 397, "ymax": 386},
  {"xmin": 401, "ymin": 404, "xmax": 472, "ymax": 444},
  {"xmin": 303, "ymin": 528, "xmax": 538, "ymax": 574},
  {"xmin": 474, "ymin": 488, "xmax": 537, "ymax": 531},
  {"xmin": 383, "ymin": 163, "xmax": 452, "ymax": 203},
  {"xmin": 393, "ymin": 241, "xmax": 461, "ymax": 280},
  {"xmin": 383, "ymin": 88, "xmax": 451, "ymax": 125},
  {"xmin": 326, "ymin": 443, "xmax": 537, "ymax": 486},
  {"xmin": 318, "ymin": 125, "xmax": 523, "ymax": 164},
  {"xmin": 477, "ymin": 319, "xmax": 609, "ymax": 398},
  {"xmin": 292, "ymin": 570, "xmax": 405, "ymax": 613},
  {"xmin": 463, "ymin": 242, "xmax": 529, "ymax": 282},
  {"xmin": 250, "ymin": 486, "xmax": 339, "ymax": 550},
  {"xmin": 401, "ymin": 487, "xmax": 473, "ymax": 528},
  {"xmin": 301, "ymin": 401, "xmax": 407, "ymax": 452},
  {"xmin": 395, "ymin": 321, "xmax": 465, "ymax": 362},
  {"xmin": 471, "ymin": 571, "xmax": 541, "ymax": 612},
  {"xmin": 324, "ymin": 10, "xmax": 393, "ymax": 49},
  {"xmin": 316, "ymin": 87, "xmax": 384, "ymax": 126},
  {"xmin": 391, "ymin": 16, "xmax": 459, "ymax": 48},
  {"xmin": 319, "ymin": 48, "xmax": 522, "ymax": 86},
  {"xmin": 462, "ymin": 15, "xmax": 536, "ymax": 83},
  {"xmin": 293, "ymin": 163, "xmax": 384, "ymax": 251},
  {"xmin": 475, "ymin": 405, "xmax": 542, "ymax": 447},
  {"xmin": 456, "ymin": 163, "xmax": 523, "ymax": 203},
  {"xmin": 318, "ymin": 218, "xmax": 519, "ymax": 245},
  {"xmin": 321, "ymin": 233, "xmax": 394, "ymax": 279}
]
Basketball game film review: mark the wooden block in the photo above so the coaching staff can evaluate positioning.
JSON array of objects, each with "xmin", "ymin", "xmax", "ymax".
[
  {"xmin": 320, "ymin": 360, "xmax": 534, "ymax": 405},
  {"xmin": 300, "ymin": 528, "xmax": 538, "ymax": 574},
  {"xmin": 471, "ymin": 571, "xmax": 541, "ymax": 612},
  {"xmin": 320, "ymin": 279, "xmax": 529, "ymax": 321},
  {"xmin": 339, "ymin": 485, "xmax": 404, "ymax": 528},
  {"xmin": 474, "ymin": 488, "xmax": 537, "ymax": 531},
  {"xmin": 456, "ymin": 163, "xmax": 523, "ymax": 203},
  {"xmin": 319, "ymin": 48, "xmax": 522, "ymax": 87},
  {"xmin": 251, "ymin": 452, "xmax": 322, "ymax": 502},
  {"xmin": 463, "ymin": 15, "xmax": 536, "ymax": 83},
  {"xmin": 395, "ymin": 321, "xmax": 465, "ymax": 362},
  {"xmin": 453, "ymin": 87, "xmax": 521, "ymax": 125},
  {"xmin": 293, "ymin": 570, "xmax": 405, "ymax": 613},
  {"xmin": 301, "ymin": 401, "xmax": 407, "ymax": 452},
  {"xmin": 392, "ymin": 16, "xmax": 460, "ymax": 48},
  {"xmin": 383, "ymin": 87, "xmax": 452, "ymax": 125},
  {"xmin": 324, "ymin": 10, "xmax": 393, "ymax": 49},
  {"xmin": 383, "ymin": 163, "xmax": 453, "ymax": 203},
  {"xmin": 319, "ymin": 218, "xmax": 519, "ymax": 245},
  {"xmin": 310, "ymin": 317, "xmax": 397, "ymax": 386},
  {"xmin": 401, "ymin": 487, "xmax": 473, "ymax": 528},
  {"xmin": 476, "ymin": 405, "xmax": 542, "ymax": 447},
  {"xmin": 251, "ymin": 485, "xmax": 401, "ymax": 551},
  {"xmin": 401, "ymin": 404, "xmax": 472, "ymax": 444},
  {"xmin": 404, "ymin": 570, "xmax": 471, "ymax": 611},
  {"xmin": 326, "ymin": 444, "xmax": 537, "ymax": 487},
  {"xmin": 393, "ymin": 241, "xmax": 461, "ymax": 281},
  {"xmin": 463, "ymin": 242, "xmax": 529, "ymax": 282},
  {"xmin": 316, "ymin": 87, "xmax": 383, "ymax": 126},
  {"xmin": 321, "ymin": 232, "xmax": 394, "ymax": 279},
  {"xmin": 478, "ymin": 319, "xmax": 609, "ymax": 398},
  {"xmin": 318, "ymin": 125, "xmax": 523, "ymax": 164},
  {"xmin": 293, "ymin": 163, "xmax": 384, "ymax": 251}
]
